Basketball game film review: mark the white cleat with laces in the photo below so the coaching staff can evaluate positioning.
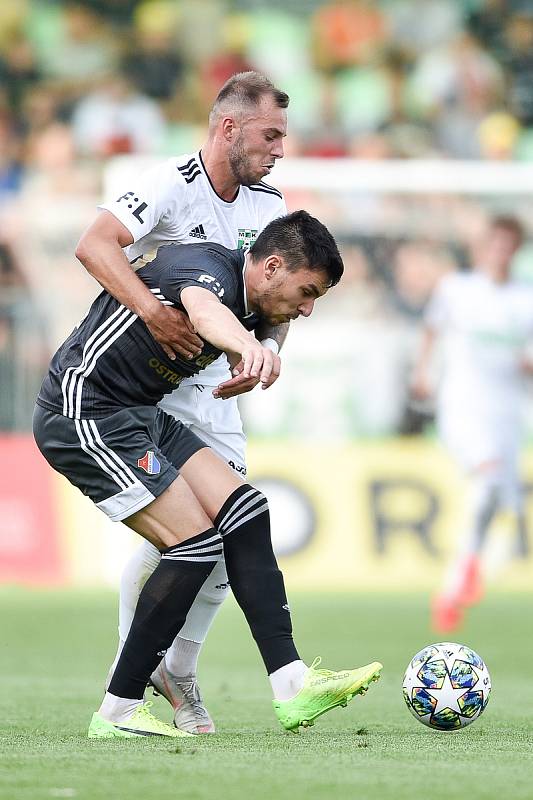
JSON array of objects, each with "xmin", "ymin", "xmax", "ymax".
[{"xmin": 150, "ymin": 660, "xmax": 216, "ymax": 734}]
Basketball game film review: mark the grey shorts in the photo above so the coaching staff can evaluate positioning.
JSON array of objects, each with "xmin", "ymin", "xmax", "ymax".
[{"xmin": 33, "ymin": 403, "xmax": 207, "ymax": 521}]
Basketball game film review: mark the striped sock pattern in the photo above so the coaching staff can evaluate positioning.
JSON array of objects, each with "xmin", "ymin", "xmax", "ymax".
[
  {"xmin": 108, "ymin": 529, "xmax": 219, "ymax": 699},
  {"xmin": 215, "ymin": 485, "xmax": 300, "ymax": 674},
  {"xmin": 216, "ymin": 486, "xmax": 269, "ymax": 537},
  {"xmin": 161, "ymin": 529, "xmax": 223, "ymax": 563}
]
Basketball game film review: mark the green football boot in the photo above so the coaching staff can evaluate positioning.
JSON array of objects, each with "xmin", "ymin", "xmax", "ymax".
[
  {"xmin": 87, "ymin": 701, "xmax": 194, "ymax": 739},
  {"xmin": 273, "ymin": 657, "xmax": 383, "ymax": 732}
]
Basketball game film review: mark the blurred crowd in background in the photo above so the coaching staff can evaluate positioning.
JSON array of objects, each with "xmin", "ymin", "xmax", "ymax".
[
  {"xmin": 2, "ymin": 0, "xmax": 533, "ymax": 435},
  {"xmin": 3, "ymin": 0, "xmax": 533, "ymax": 172}
]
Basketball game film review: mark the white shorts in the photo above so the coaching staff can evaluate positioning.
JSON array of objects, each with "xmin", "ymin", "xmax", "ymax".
[
  {"xmin": 438, "ymin": 392, "xmax": 522, "ymax": 473},
  {"xmin": 158, "ymin": 385, "xmax": 246, "ymax": 476}
]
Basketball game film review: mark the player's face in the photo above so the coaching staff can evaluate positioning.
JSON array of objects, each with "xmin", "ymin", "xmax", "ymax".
[
  {"xmin": 228, "ymin": 95, "xmax": 286, "ymax": 186},
  {"xmin": 482, "ymin": 227, "xmax": 521, "ymax": 281},
  {"xmin": 255, "ymin": 261, "xmax": 330, "ymax": 325}
]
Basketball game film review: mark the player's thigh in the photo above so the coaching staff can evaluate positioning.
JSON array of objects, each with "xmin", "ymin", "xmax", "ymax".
[
  {"xmin": 178, "ymin": 447, "xmax": 244, "ymax": 522},
  {"xmin": 124, "ymin": 473, "xmax": 213, "ymax": 549}
]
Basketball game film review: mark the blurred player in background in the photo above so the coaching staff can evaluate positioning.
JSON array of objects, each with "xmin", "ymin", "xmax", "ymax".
[
  {"xmin": 412, "ymin": 215, "xmax": 533, "ymax": 632},
  {"xmin": 74, "ymin": 71, "xmax": 289, "ymax": 733}
]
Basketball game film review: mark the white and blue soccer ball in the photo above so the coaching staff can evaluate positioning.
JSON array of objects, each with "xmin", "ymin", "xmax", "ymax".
[{"xmin": 402, "ymin": 642, "xmax": 491, "ymax": 731}]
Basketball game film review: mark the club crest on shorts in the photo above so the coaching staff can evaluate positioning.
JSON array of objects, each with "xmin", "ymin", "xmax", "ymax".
[{"xmin": 137, "ymin": 450, "xmax": 161, "ymax": 475}]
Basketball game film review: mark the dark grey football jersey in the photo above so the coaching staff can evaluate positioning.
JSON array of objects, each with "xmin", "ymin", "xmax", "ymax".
[{"xmin": 37, "ymin": 243, "xmax": 259, "ymax": 419}]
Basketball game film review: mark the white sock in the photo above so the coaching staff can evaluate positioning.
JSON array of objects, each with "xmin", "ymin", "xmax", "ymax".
[
  {"xmin": 98, "ymin": 692, "xmax": 142, "ymax": 723},
  {"xmin": 441, "ymin": 472, "xmax": 499, "ymax": 600},
  {"xmin": 118, "ymin": 539, "xmax": 161, "ymax": 643},
  {"xmin": 164, "ymin": 636, "xmax": 202, "ymax": 677},
  {"xmin": 178, "ymin": 559, "xmax": 230, "ymax": 641},
  {"xmin": 269, "ymin": 660, "xmax": 308, "ymax": 701}
]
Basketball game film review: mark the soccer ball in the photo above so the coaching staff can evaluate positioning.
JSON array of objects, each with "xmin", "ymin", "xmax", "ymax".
[{"xmin": 402, "ymin": 642, "xmax": 491, "ymax": 731}]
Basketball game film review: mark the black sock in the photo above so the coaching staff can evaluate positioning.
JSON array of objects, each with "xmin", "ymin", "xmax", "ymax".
[
  {"xmin": 215, "ymin": 484, "xmax": 300, "ymax": 674},
  {"xmin": 108, "ymin": 528, "xmax": 222, "ymax": 699}
]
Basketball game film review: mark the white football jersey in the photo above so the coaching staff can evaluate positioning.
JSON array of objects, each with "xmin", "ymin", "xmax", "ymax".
[
  {"xmin": 100, "ymin": 151, "xmax": 287, "ymax": 385},
  {"xmin": 426, "ymin": 271, "xmax": 533, "ymax": 467},
  {"xmin": 426, "ymin": 271, "xmax": 533, "ymax": 396}
]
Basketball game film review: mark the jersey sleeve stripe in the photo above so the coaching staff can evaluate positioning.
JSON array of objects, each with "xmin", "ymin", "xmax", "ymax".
[
  {"xmin": 178, "ymin": 160, "xmax": 200, "ymax": 176},
  {"xmin": 182, "ymin": 170, "xmax": 201, "ymax": 184},
  {"xmin": 249, "ymin": 183, "xmax": 283, "ymax": 199},
  {"xmin": 177, "ymin": 157, "xmax": 197, "ymax": 172}
]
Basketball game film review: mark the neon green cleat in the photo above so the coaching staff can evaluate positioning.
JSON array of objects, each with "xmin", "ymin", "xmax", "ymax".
[
  {"xmin": 87, "ymin": 701, "xmax": 194, "ymax": 739},
  {"xmin": 273, "ymin": 657, "xmax": 383, "ymax": 732}
]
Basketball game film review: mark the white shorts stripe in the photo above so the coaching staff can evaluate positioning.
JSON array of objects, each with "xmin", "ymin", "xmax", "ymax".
[
  {"xmin": 75, "ymin": 419, "xmax": 130, "ymax": 490},
  {"xmin": 87, "ymin": 419, "xmax": 138, "ymax": 485},
  {"xmin": 81, "ymin": 420, "xmax": 135, "ymax": 489}
]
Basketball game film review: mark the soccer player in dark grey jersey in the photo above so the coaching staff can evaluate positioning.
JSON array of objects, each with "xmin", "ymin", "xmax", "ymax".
[
  {"xmin": 37, "ymin": 242, "xmax": 258, "ymax": 419},
  {"xmin": 76, "ymin": 71, "xmax": 290, "ymax": 734},
  {"xmin": 34, "ymin": 211, "xmax": 383, "ymax": 739}
]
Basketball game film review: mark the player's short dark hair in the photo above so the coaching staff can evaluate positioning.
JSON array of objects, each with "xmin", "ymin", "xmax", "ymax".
[
  {"xmin": 249, "ymin": 210, "xmax": 344, "ymax": 287},
  {"xmin": 210, "ymin": 71, "xmax": 289, "ymax": 122},
  {"xmin": 489, "ymin": 214, "xmax": 525, "ymax": 245}
]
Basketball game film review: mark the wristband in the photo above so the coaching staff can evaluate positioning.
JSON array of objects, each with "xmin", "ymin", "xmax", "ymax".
[{"xmin": 260, "ymin": 337, "xmax": 279, "ymax": 355}]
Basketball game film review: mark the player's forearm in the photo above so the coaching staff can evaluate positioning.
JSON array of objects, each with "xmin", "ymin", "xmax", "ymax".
[
  {"xmin": 254, "ymin": 321, "xmax": 290, "ymax": 352},
  {"xmin": 75, "ymin": 235, "xmax": 162, "ymax": 325},
  {"xmin": 186, "ymin": 303, "xmax": 256, "ymax": 356},
  {"xmin": 415, "ymin": 327, "xmax": 437, "ymax": 373}
]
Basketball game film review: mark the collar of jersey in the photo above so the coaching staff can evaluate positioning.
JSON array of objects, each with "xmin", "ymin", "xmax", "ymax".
[
  {"xmin": 241, "ymin": 250, "xmax": 251, "ymax": 314},
  {"xmin": 198, "ymin": 150, "xmax": 241, "ymax": 205}
]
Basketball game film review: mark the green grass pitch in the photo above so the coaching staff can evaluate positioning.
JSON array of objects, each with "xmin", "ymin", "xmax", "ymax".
[{"xmin": 2, "ymin": 588, "xmax": 533, "ymax": 800}]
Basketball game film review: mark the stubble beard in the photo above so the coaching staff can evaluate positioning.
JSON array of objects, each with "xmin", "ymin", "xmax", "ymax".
[{"xmin": 229, "ymin": 134, "xmax": 259, "ymax": 187}]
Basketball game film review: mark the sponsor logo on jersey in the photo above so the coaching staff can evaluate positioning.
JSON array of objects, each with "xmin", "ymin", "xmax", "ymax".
[
  {"xmin": 148, "ymin": 357, "xmax": 183, "ymax": 385},
  {"xmin": 189, "ymin": 224, "xmax": 207, "ymax": 240},
  {"xmin": 116, "ymin": 191, "xmax": 148, "ymax": 224},
  {"xmin": 238, "ymin": 228, "xmax": 258, "ymax": 250},
  {"xmin": 197, "ymin": 273, "xmax": 225, "ymax": 298},
  {"xmin": 137, "ymin": 450, "xmax": 161, "ymax": 475}
]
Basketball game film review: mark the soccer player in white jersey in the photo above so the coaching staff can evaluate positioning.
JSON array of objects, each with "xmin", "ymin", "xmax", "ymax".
[
  {"xmin": 75, "ymin": 72, "xmax": 290, "ymax": 732},
  {"xmin": 412, "ymin": 216, "xmax": 533, "ymax": 632}
]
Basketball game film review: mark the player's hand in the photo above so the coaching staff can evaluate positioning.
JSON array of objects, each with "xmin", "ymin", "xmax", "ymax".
[
  {"xmin": 519, "ymin": 354, "xmax": 533, "ymax": 376},
  {"xmin": 213, "ymin": 354, "xmax": 281, "ymax": 398},
  {"xmin": 145, "ymin": 305, "xmax": 203, "ymax": 361},
  {"xmin": 410, "ymin": 369, "xmax": 432, "ymax": 401},
  {"xmin": 214, "ymin": 348, "xmax": 281, "ymax": 398}
]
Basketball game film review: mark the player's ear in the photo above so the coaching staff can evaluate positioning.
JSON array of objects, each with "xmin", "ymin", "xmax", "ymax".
[
  {"xmin": 264, "ymin": 255, "xmax": 281, "ymax": 279},
  {"xmin": 221, "ymin": 116, "xmax": 236, "ymax": 141}
]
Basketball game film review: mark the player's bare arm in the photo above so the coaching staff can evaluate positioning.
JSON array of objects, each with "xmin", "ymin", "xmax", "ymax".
[
  {"xmin": 411, "ymin": 326, "xmax": 437, "ymax": 401},
  {"xmin": 75, "ymin": 211, "xmax": 203, "ymax": 361},
  {"xmin": 214, "ymin": 320, "xmax": 288, "ymax": 398},
  {"xmin": 181, "ymin": 286, "xmax": 279, "ymax": 387}
]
